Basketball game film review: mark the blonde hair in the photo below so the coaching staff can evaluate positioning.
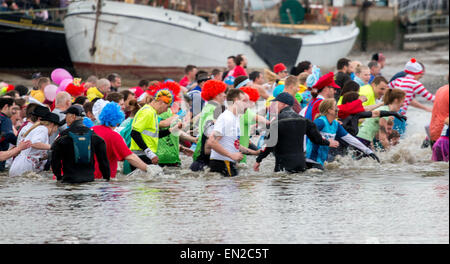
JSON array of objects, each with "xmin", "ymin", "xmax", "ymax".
[
  {"xmin": 298, "ymin": 72, "xmax": 309, "ymax": 84},
  {"xmin": 318, "ymin": 99, "xmax": 336, "ymax": 116},
  {"xmin": 37, "ymin": 77, "xmax": 50, "ymax": 90},
  {"xmin": 264, "ymin": 68, "xmax": 278, "ymax": 84},
  {"xmin": 23, "ymin": 121, "xmax": 52, "ymax": 138},
  {"xmin": 355, "ymin": 65, "xmax": 369, "ymax": 75},
  {"xmin": 284, "ymin": 75, "xmax": 299, "ymax": 88}
]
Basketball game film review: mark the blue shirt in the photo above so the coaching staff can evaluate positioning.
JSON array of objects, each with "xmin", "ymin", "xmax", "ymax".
[
  {"xmin": 306, "ymin": 116, "xmax": 348, "ymax": 165},
  {"xmin": 0, "ymin": 113, "xmax": 17, "ymax": 171},
  {"xmin": 354, "ymin": 76, "xmax": 365, "ymax": 87},
  {"xmin": 0, "ymin": 113, "xmax": 16, "ymax": 150},
  {"xmin": 300, "ymin": 90, "xmax": 312, "ymax": 109},
  {"xmin": 389, "ymin": 71, "xmax": 407, "ymax": 83}
]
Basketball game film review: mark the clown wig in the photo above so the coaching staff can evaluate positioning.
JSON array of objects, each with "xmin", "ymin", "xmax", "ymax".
[
  {"xmin": 99, "ymin": 102, "xmax": 125, "ymax": 127},
  {"xmin": 65, "ymin": 83, "xmax": 85, "ymax": 98},
  {"xmin": 239, "ymin": 86, "xmax": 260, "ymax": 103},
  {"xmin": 201, "ymin": 80, "xmax": 227, "ymax": 101},
  {"xmin": 146, "ymin": 81, "xmax": 181, "ymax": 106}
]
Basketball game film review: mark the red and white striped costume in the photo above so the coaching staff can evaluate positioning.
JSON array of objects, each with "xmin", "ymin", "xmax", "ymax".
[{"xmin": 389, "ymin": 74, "xmax": 435, "ymax": 114}]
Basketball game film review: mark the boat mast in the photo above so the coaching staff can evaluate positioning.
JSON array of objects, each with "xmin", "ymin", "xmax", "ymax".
[
  {"xmin": 234, "ymin": 0, "xmax": 246, "ymax": 29},
  {"xmin": 246, "ymin": 0, "xmax": 253, "ymax": 31},
  {"xmin": 90, "ymin": 0, "xmax": 102, "ymax": 56}
]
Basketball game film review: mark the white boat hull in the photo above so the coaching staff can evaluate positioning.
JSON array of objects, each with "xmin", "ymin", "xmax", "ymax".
[
  {"xmin": 297, "ymin": 23, "xmax": 360, "ymax": 69},
  {"xmin": 64, "ymin": 1, "xmax": 359, "ymax": 79}
]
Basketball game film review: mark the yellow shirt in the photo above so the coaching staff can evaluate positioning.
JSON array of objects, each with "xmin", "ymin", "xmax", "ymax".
[
  {"xmin": 299, "ymin": 84, "xmax": 307, "ymax": 93},
  {"xmin": 30, "ymin": 90, "xmax": 45, "ymax": 103},
  {"xmin": 130, "ymin": 105, "xmax": 159, "ymax": 152},
  {"xmin": 359, "ymin": 84, "xmax": 376, "ymax": 107},
  {"xmin": 86, "ymin": 87, "xmax": 104, "ymax": 102}
]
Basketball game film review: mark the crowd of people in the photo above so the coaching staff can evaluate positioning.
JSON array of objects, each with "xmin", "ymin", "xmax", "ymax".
[
  {"xmin": 0, "ymin": 51, "xmax": 448, "ymax": 182},
  {"xmin": 1, "ymin": 0, "xmax": 68, "ymax": 21}
]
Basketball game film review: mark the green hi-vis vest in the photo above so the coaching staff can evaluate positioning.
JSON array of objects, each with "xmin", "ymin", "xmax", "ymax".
[
  {"xmin": 130, "ymin": 105, "xmax": 159, "ymax": 153},
  {"xmin": 239, "ymin": 108, "xmax": 257, "ymax": 164},
  {"xmin": 156, "ymin": 109, "xmax": 180, "ymax": 165},
  {"xmin": 193, "ymin": 103, "xmax": 218, "ymax": 161}
]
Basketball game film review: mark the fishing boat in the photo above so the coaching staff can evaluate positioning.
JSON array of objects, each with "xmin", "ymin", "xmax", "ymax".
[
  {"xmin": 0, "ymin": 8, "xmax": 72, "ymax": 69},
  {"xmin": 64, "ymin": 0, "xmax": 359, "ymax": 80}
]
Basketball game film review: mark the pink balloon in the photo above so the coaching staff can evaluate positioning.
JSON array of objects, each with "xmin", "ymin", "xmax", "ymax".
[
  {"xmin": 58, "ymin": 78, "xmax": 72, "ymax": 93},
  {"xmin": 51, "ymin": 68, "xmax": 73, "ymax": 85},
  {"xmin": 44, "ymin": 84, "xmax": 58, "ymax": 102}
]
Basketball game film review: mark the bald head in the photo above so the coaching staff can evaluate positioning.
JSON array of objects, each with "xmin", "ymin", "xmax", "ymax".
[
  {"xmin": 97, "ymin": 78, "xmax": 111, "ymax": 94},
  {"xmin": 55, "ymin": 91, "xmax": 72, "ymax": 110}
]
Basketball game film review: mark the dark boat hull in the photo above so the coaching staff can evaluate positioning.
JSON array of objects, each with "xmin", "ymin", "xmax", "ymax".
[{"xmin": 0, "ymin": 14, "xmax": 73, "ymax": 70}]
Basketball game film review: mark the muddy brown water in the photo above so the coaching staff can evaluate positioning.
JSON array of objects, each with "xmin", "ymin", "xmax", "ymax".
[{"xmin": 0, "ymin": 106, "xmax": 448, "ymax": 244}]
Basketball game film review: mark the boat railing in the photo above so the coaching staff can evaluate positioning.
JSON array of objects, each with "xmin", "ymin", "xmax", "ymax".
[{"xmin": 0, "ymin": 8, "xmax": 68, "ymax": 25}]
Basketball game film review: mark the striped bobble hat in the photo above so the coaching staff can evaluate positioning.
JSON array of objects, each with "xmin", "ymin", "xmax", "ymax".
[{"xmin": 404, "ymin": 58, "xmax": 423, "ymax": 75}]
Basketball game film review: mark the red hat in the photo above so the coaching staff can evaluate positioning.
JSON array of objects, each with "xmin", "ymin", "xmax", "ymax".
[
  {"xmin": 239, "ymin": 86, "xmax": 260, "ymax": 103},
  {"xmin": 273, "ymin": 63, "xmax": 287, "ymax": 74},
  {"xmin": 404, "ymin": 58, "xmax": 423, "ymax": 75},
  {"xmin": 201, "ymin": 80, "xmax": 227, "ymax": 101},
  {"xmin": 313, "ymin": 72, "xmax": 340, "ymax": 90}
]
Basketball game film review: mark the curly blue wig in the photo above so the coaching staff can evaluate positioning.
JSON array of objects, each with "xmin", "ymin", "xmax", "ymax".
[{"xmin": 99, "ymin": 102, "xmax": 125, "ymax": 127}]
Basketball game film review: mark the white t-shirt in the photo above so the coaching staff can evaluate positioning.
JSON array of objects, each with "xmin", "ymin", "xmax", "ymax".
[
  {"xmin": 210, "ymin": 110, "xmax": 240, "ymax": 162},
  {"xmin": 9, "ymin": 125, "xmax": 49, "ymax": 177},
  {"xmin": 17, "ymin": 122, "xmax": 34, "ymax": 143}
]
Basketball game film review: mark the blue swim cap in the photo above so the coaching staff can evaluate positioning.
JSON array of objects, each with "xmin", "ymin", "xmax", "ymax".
[
  {"xmin": 99, "ymin": 102, "xmax": 125, "ymax": 127},
  {"xmin": 224, "ymin": 76, "xmax": 235, "ymax": 85},
  {"xmin": 273, "ymin": 84, "xmax": 285, "ymax": 98}
]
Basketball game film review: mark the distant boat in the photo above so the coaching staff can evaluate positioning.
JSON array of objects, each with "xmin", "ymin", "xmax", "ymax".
[
  {"xmin": 0, "ymin": 8, "xmax": 72, "ymax": 69},
  {"xmin": 64, "ymin": 0, "xmax": 359, "ymax": 80}
]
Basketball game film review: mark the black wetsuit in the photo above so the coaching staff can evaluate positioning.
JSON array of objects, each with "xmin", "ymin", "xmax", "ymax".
[
  {"xmin": 129, "ymin": 128, "xmax": 171, "ymax": 171},
  {"xmin": 256, "ymin": 107, "xmax": 330, "ymax": 173},
  {"xmin": 51, "ymin": 120, "xmax": 110, "ymax": 183}
]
